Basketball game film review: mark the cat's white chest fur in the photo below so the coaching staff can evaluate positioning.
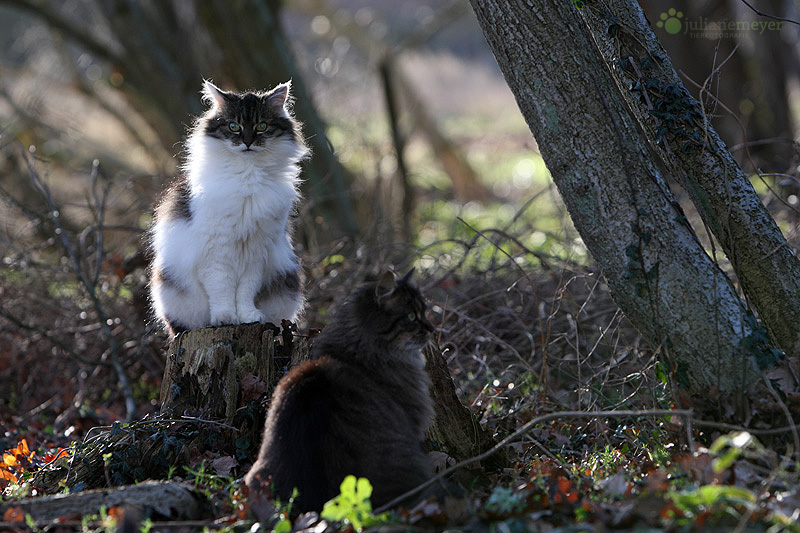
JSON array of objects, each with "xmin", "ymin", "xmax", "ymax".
[
  {"xmin": 193, "ymin": 166, "xmax": 293, "ymax": 259},
  {"xmin": 149, "ymin": 80, "xmax": 307, "ymax": 335},
  {"xmin": 192, "ymin": 149, "xmax": 294, "ymax": 243}
]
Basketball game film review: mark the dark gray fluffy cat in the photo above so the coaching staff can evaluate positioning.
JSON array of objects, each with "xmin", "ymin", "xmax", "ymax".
[{"xmin": 245, "ymin": 270, "xmax": 435, "ymax": 512}]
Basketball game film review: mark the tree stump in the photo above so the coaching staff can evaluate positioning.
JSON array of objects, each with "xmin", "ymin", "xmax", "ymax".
[
  {"xmin": 158, "ymin": 321, "xmax": 311, "ymax": 461},
  {"xmin": 159, "ymin": 322, "xmax": 307, "ymax": 422}
]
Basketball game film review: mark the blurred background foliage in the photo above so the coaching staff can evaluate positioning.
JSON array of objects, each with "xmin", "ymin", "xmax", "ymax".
[{"xmin": 0, "ymin": 0, "xmax": 798, "ymax": 440}]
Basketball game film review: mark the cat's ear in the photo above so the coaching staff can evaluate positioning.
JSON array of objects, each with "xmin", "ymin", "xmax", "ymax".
[
  {"xmin": 265, "ymin": 81, "xmax": 292, "ymax": 117},
  {"xmin": 202, "ymin": 80, "xmax": 227, "ymax": 110},
  {"xmin": 375, "ymin": 270, "xmax": 397, "ymax": 304},
  {"xmin": 399, "ymin": 268, "xmax": 415, "ymax": 284}
]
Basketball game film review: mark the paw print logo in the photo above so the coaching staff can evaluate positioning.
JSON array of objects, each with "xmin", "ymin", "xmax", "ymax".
[{"xmin": 656, "ymin": 8, "xmax": 684, "ymax": 35}]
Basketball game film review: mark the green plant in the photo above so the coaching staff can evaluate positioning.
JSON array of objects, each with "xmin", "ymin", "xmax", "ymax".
[
  {"xmin": 270, "ymin": 487, "xmax": 299, "ymax": 533},
  {"xmin": 181, "ymin": 461, "xmax": 241, "ymax": 516},
  {"xmin": 320, "ymin": 476, "xmax": 390, "ymax": 531},
  {"xmin": 485, "ymin": 486, "xmax": 527, "ymax": 515},
  {"xmin": 80, "ymin": 506, "xmax": 118, "ymax": 533},
  {"xmin": 709, "ymin": 431, "xmax": 760, "ymax": 472},
  {"xmin": 667, "ymin": 485, "xmax": 756, "ymax": 525},
  {"xmin": 24, "ymin": 514, "xmax": 43, "ymax": 533}
]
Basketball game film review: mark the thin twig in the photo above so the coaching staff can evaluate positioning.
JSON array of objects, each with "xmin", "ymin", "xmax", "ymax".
[
  {"xmin": 738, "ymin": 0, "xmax": 800, "ymax": 27},
  {"xmin": 179, "ymin": 416, "xmax": 240, "ymax": 432},
  {"xmin": 694, "ymin": 419, "xmax": 800, "ymax": 437}
]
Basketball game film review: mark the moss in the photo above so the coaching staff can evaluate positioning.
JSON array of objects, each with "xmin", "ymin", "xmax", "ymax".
[{"xmin": 233, "ymin": 351, "xmax": 258, "ymax": 374}]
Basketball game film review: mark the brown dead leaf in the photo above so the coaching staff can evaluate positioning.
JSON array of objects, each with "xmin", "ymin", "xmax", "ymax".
[
  {"xmin": 765, "ymin": 361, "xmax": 797, "ymax": 392},
  {"xmin": 674, "ymin": 450, "xmax": 730, "ymax": 485},
  {"xmin": 107, "ymin": 506, "xmax": 125, "ymax": 521},
  {"xmin": 248, "ymin": 487, "xmax": 279, "ymax": 525},
  {"xmin": 552, "ymin": 477, "xmax": 579, "ymax": 504},
  {"xmin": 212, "ymin": 455, "xmax": 239, "ymax": 476},
  {"xmin": 596, "ymin": 471, "xmax": 631, "ymax": 498},
  {"xmin": 642, "ymin": 468, "xmax": 669, "ymax": 492},
  {"xmin": 3, "ymin": 507, "xmax": 25, "ymax": 522},
  {"xmin": 785, "ymin": 391, "xmax": 800, "ymax": 413},
  {"xmin": 239, "ymin": 373, "xmax": 267, "ymax": 402}
]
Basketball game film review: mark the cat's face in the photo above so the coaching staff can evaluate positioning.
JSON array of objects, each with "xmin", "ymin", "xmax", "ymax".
[
  {"xmin": 198, "ymin": 81, "xmax": 303, "ymax": 157},
  {"xmin": 366, "ymin": 270, "xmax": 435, "ymax": 359}
]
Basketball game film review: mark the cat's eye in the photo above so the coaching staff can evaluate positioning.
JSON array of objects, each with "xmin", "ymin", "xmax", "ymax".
[
  {"xmin": 407, "ymin": 313, "xmax": 417, "ymax": 322},
  {"xmin": 255, "ymin": 122, "xmax": 268, "ymax": 133},
  {"xmin": 228, "ymin": 122, "xmax": 241, "ymax": 132}
]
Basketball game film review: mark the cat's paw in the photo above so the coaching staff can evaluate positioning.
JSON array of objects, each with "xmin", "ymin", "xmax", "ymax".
[
  {"xmin": 239, "ymin": 309, "xmax": 266, "ymax": 324},
  {"xmin": 210, "ymin": 309, "xmax": 237, "ymax": 326}
]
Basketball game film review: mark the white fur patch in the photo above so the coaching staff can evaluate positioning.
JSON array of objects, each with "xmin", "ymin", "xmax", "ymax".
[{"xmin": 150, "ymin": 128, "xmax": 308, "ymax": 332}]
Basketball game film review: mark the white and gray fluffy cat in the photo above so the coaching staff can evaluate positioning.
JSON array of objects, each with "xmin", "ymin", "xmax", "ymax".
[{"xmin": 149, "ymin": 80, "xmax": 308, "ymax": 336}]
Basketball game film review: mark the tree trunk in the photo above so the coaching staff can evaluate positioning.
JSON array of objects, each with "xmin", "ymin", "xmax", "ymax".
[
  {"xmin": 578, "ymin": 0, "xmax": 800, "ymax": 357},
  {"xmin": 467, "ymin": 0, "xmax": 776, "ymax": 399},
  {"xmin": 639, "ymin": 0, "xmax": 797, "ymax": 171}
]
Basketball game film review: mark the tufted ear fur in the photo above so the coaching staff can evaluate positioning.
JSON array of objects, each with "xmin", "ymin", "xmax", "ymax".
[
  {"xmin": 266, "ymin": 81, "xmax": 290, "ymax": 113},
  {"xmin": 374, "ymin": 270, "xmax": 396, "ymax": 305},
  {"xmin": 202, "ymin": 79, "xmax": 228, "ymax": 110}
]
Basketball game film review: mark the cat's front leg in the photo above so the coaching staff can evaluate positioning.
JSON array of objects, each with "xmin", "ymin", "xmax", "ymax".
[
  {"xmin": 200, "ymin": 265, "xmax": 239, "ymax": 326},
  {"xmin": 236, "ymin": 270, "xmax": 266, "ymax": 324}
]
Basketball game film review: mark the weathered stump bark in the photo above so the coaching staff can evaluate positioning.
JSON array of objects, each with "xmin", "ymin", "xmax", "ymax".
[
  {"xmin": 161, "ymin": 322, "xmax": 496, "ymax": 467},
  {"xmin": 159, "ymin": 322, "xmax": 309, "ymax": 422},
  {"xmin": 423, "ymin": 344, "xmax": 505, "ymax": 469},
  {"xmin": 157, "ymin": 321, "xmax": 311, "ymax": 466}
]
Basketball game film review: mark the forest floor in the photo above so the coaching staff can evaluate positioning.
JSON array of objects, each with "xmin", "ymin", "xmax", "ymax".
[{"xmin": 2, "ymin": 236, "xmax": 800, "ymax": 532}]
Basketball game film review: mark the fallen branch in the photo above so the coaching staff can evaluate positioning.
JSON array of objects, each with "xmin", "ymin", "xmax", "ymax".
[{"xmin": 0, "ymin": 480, "xmax": 201, "ymax": 522}]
